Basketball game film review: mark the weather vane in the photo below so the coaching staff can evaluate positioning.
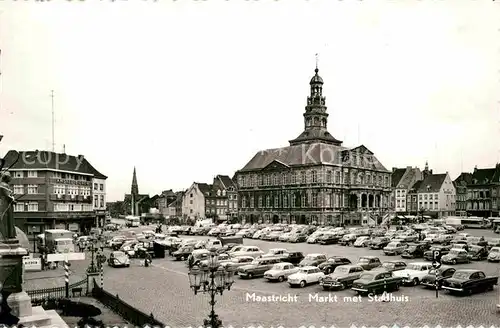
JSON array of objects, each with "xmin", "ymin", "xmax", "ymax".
[{"xmin": 315, "ymin": 53, "xmax": 319, "ymax": 70}]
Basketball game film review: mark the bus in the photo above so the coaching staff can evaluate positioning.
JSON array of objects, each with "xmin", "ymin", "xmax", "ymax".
[
  {"xmin": 460, "ymin": 217, "xmax": 491, "ymax": 229},
  {"xmin": 125, "ymin": 216, "xmax": 140, "ymax": 227}
]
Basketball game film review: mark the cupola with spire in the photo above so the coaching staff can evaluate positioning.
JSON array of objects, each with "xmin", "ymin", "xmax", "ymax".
[{"xmin": 289, "ymin": 56, "xmax": 342, "ymax": 146}]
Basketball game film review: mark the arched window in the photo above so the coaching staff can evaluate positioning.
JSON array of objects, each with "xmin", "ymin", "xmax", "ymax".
[{"xmin": 217, "ymin": 190, "xmax": 221, "ymax": 196}]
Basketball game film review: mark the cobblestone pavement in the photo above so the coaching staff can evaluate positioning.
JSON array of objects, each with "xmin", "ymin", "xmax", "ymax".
[{"xmin": 101, "ymin": 230, "xmax": 500, "ymax": 328}]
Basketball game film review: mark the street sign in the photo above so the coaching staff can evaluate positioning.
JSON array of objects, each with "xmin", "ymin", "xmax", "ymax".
[
  {"xmin": 432, "ymin": 261, "xmax": 441, "ymax": 269},
  {"xmin": 47, "ymin": 252, "xmax": 86, "ymax": 262},
  {"xmin": 23, "ymin": 258, "xmax": 42, "ymax": 271},
  {"xmin": 433, "ymin": 250, "xmax": 441, "ymax": 261}
]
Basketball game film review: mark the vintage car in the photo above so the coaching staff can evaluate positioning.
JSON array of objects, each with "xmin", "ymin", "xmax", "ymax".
[
  {"xmin": 319, "ymin": 265, "xmax": 364, "ymax": 290},
  {"xmin": 230, "ymin": 246, "xmax": 265, "ymax": 259},
  {"xmin": 317, "ymin": 256, "xmax": 352, "ymax": 274},
  {"xmin": 466, "ymin": 236, "xmax": 488, "ymax": 246},
  {"xmin": 354, "ymin": 236, "xmax": 371, "ymax": 247},
  {"xmin": 396, "ymin": 233, "xmax": 419, "ymax": 243},
  {"xmin": 262, "ymin": 231, "xmax": 282, "ymax": 241},
  {"xmin": 357, "ymin": 256, "xmax": 382, "ymax": 270},
  {"xmin": 107, "ymin": 251, "xmax": 130, "ymax": 268},
  {"xmin": 435, "ymin": 234, "xmax": 454, "ymax": 245},
  {"xmin": 441, "ymin": 249, "xmax": 471, "ymax": 265},
  {"xmin": 379, "ymin": 261, "xmax": 407, "ymax": 272},
  {"xmin": 219, "ymin": 256, "xmax": 255, "ymax": 271},
  {"xmin": 393, "ymin": 262, "xmax": 432, "ymax": 286},
  {"xmin": 198, "ymin": 253, "xmax": 232, "ymax": 268},
  {"xmin": 487, "ymin": 246, "xmax": 500, "ymax": 262},
  {"xmin": 172, "ymin": 246, "xmax": 194, "ymax": 261},
  {"xmin": 264, "ymin": 262, "xmax": 299, "ymax": 282},
  {"xmin": 278, "ymin": 233, "xmax": 292, "ymax": 242},
  {"xmin": 279, "ymin": 252, "xmax": 305, "ymax": 265},
  {"xmin": 261, "ymin": 248, "xmax": 289, "ymax": 258},
  {"xmin": 369, "ymin": 237, "xmax": 390, "ymax": 250},
  {"xmin": 351, "ymin": 270, "xmax": 403, "ymax": 295},
  {"xmin": 442, "ymin": 269, "xmax": 498, "ymax": 295},
  {"xmin": 299, "ymin": 253, "xmax": 328, "ymax": 267},
  {"xmin": 288, "ymin": 233, "xmax": 308, "ymax": 243},
  {"xmin": 423, "ymin": 245, "xmax": 451, "ymax": 261},
  {"xmin": 307, "ymin": 232, "xmax": 325, "ymax": 244},
  {"xmin": 468, "ymin": 245, "xmax": 489, "ymax": 261},
  {"xmin": 287, "ymin": 266, "xmax": 325, "ymax": 288},
  {"xmin": 319, "ymin": 233, "xmax": 341, "ymax": 245},
  {"xmin": 338, "ymin": 234, "xmax": 358, "ymax": 246},
  {"xmin": 401, "ymin": 243, "xmax": 427, "ymax": 259},
  {"xmin": 237, "ymin": 257, "xmax": 282, "ymax": 279},
  {"xmin": 420, "ymin": 266, "xmax": 456, "ymax": 289},
  {"xmin": 383, "ymin": 242, "xmax": 406, "ymax": 256}
]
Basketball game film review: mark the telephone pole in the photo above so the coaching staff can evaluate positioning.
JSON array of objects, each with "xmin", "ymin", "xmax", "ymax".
[{"xmin": 51, "ymin": 90, "xmax": 55, "ymax": 151}]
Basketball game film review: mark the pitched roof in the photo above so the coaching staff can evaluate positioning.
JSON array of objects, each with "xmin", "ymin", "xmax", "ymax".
[
  {"xmin": 196, "ymin": 183, "xmax": 213, "ymax": 196},
  {"xmin": 216, "ymin": 175, "xmax": 236, "ymax": 189},
  {"xmin": 2, "ymin": 150, "xmax": 107, "ymax": 178},
  {"xmin": 289, "ymin": 129, "xmax": 342, "ymax": 146},
  {"xmin": 408, "ymin": 180, "xmax": 423, "ymax": 193},
  {"xmin": 470, "ymin": 167, "xmax": 500, "ymax": 185},
  {"xmin": 391, "ymin": 168, "xmax": 407, "ymax": 188},
  {"xmin": 417, "ymin": 174, "xmax": 447, "ymax": 193},
  {"xmin": 239, "ymin": 142, "xmax": 388, "ymax": 172},
  {"xmin": 453, "ymin": 172, "xmax": 473, "ymax": 186}
]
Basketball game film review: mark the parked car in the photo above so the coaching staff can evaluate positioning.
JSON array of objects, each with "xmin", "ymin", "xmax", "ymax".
[
  {"xmin": 287, "ymin": 266, "xmax": 325, "ymax": 288},
  {"xmin": 299, "ymin": 253, "xmax": 328, "ymax": 267},
  {"xmin": 487, "ymin": 246, "xmax": 500, "ymax": 262},
  {"xmin": 435, "ymin": 234, "xmax": 454, "ymax": 245},
  {"xmin": 383, "ymin": 242, "xmax": 406, "ymax": 256},
  {"xmin": 401, "ymin": 243, "xmax": 427, "ymax": 259},
  {"xmin": 231, "ymin": 246, "xmax": 265, "ymax": 259},
  {"xmin": 237, "ymin": 257, "xmax": 282, "ymax": 279},
  {"xmin": 288, "ymin": 233, "xmax": 308, "ymax": 243},
  {"xmin": 379, "ymin": 261, "xmax": 407, "ymax": 272},
  {"xmin": 393, "ymin": 262, "xmax": 432, "ymax": 286},
  {"xmin": 420, "ymin": 266, "xmax": 456, "ymax": 289},
  {"xmin": 278, "ymin": 233, "xmax": 292, "ymax": 242},
  {"xmin": 264, "ymin": 262, "xmax": 299, "ymax": 282},
  {"xmin": 107, "ymin": 251, "xmax": 130, "ymax": 268},
  {"xmin": 442, "ymin": 269, "xmax": 498, "ymax": 295},
  {"xmin": 318, "ymin": 256, "xmax": 352, "ymax": 274},
  {"xmin": 369, "ymin": 237, "xmax": 390, "ymax": 250},
  {"xmin": 173, "ymin": 246, "xmax": 194, "ymax": 261},
  {"xmin": 319, "ymin": 265, "xmax": 364, "ymax": 290},
  {"xmin": 357, "ymin": 256, "xmax": 382, "ymax": 271},
  {"xmin": 261, "ymin": 248, "xmax": 288, "ymax": 258},
  {"xmin": 339, "ymin": 234, "xmax": 357, "ymax": 246},
  {"xmin": 319, "ymin": 233, "xmax": 341, "ymax": 245},
  {"xmin": 198, "ymin": 253, "xmax": 232, "ymax": 269},
  {"xmin": 279, "ymin": 252, "xmax": 305, "ymax": 265},
  {"xmin": 468, "ymin": 245, "xmax": 488, "ymax": 261},
  {"xmin": 351, "ymin": 270, "xmax": 403, "ymax": 295},
  {"xmin": 354, "ymin": 236, "xmax": 371, "ymax": 247},
  {"xmin": 441, "ymin": 249, "xmax": 470, "ymax": 265},
  {"xmin": 307, "ymin": 233, "xmax": 324, "ymax": 244},
  {"xmin": 424, "ymin": 245, "xmax": 451, "ymax": 261},
  {"xmin": 219, "ymin": 256, "xmax": 255, "ymax": 271}
]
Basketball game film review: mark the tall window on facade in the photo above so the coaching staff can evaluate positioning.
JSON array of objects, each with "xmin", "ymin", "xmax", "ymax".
[
  {"xmin": 326, "ymin": 171, "xmax": 332, "ymax": 183},
  {"xmin": 283, "ymin": 195, "xmax": 288, "ymax": 207},
  {"xmin": 343, "ymin": 171, "xmax": 348, "ymax": 184},
  {"xmin": 13, "ymin": 185, "xmax": 24, "ymax": 194},
  {"xmin": 94, "ymin": 183, "xmax": 98, "ymax": 190},
  {"xmin": 334, "ymin": 171, "xmax": 340, "ymax": 184},
  {"xmin": 291, "ymin": 172, "xmax": 297, "ymax": 184},
  {"xmin": 311, "ymin": 171, "xmax": 317, "ymax": 183},
  {"xmin": 301, "ymin": 172, "xmax": 306, "ymax": 184},
  {"xmin": 291, "ymin": 194, "xmax": 296, "ymax": 207},
  {"xmin": 14, "ymin": 203, "xmax": 24, "ymax": 212},
  {"xmin": 312, "ymin": 193, "xmax": 317, "ymax": 207},
  {"xmin": 242, "ymin": 197, "xmax": 247, "ymax": 208},
  {"xmin": 27, "ymin": 185, "xmax": 38, "ymax": 194},
  {"xmin": 266, "ymin": 195, "xmax": 270, "ymax": 207},
  {"xmin": 27, "ymin": 170, "xmax": 38, "ymax": 178},
  {"xmin": 258, "ymin": 196, "xmax": 263, "ymax": 208},
  {"xmin": 302, "ymin": 194, "xmax": 307, "ymax": 207},
  {"xmin": 274, "ymin": 196, "xmax": 279, "ymax": 208},
  {"xmin": 100, "ymin": 195, "xmax": 104, "ymax": 208},
  {"xmin": 282, "ymin": 173, "xmax": 288, "ymax": 184},
  {"xmin": 99, "ymin": 184, "xmax": 104, "ymax": 191},
  {"xmin": 28, "ymin": 202, "xmax": 38, "ymax": 212},
  {"xmin": 250, "ymin": 196, "xmax": 254, "ymax": 208},
  {"xmin": 94, "ymin": 195, "xmax": 98, "ymax": 207}
]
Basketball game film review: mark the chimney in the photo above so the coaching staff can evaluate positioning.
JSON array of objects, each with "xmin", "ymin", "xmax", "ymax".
[
  {"xmin": 392, "ymin": 167, "xmax": 397, "ymax": 172},
  {"xmin": 474, "ymin": 165, "xmax": 478, "ymax": 172}
]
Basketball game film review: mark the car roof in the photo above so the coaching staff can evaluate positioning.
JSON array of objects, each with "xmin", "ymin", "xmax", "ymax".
[
  {"xmin": 359, "ymin": 255, "xmax": 378, "ymax": 259},
  {"xmin": 455, "ymin": 269, "xmax": 480, "ymax": 273},
  {"xmin": 383, "ymin": 260, "xmax": 405, "ymax": 264},
  {"xmin": 299, "ymin": 266, "xmax": 319, "ymax": 270},
  {"xmin": 306, "ymin": 253, "xmax": 325, "ymax": 256},
  {"xmin": 407, "ymin": 262, "xmax": 432, "ymax": 265}
]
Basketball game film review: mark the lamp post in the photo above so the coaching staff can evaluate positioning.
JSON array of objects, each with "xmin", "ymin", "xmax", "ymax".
[
  {"xmin": 188, "ymin": 253, "xmax": 234, "ymax": 328},
  {"xmin": 32, "ymin": 226, "xmax": 37, "ymax": 254},
  {"xmin": 87, "ymin": 239, "xmax": 100, "ymax": 274}
]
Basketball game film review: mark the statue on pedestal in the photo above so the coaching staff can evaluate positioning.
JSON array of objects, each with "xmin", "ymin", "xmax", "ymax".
[{"xmin": 0, "ymin": 172, "xmax": 18, "ymax": 242}]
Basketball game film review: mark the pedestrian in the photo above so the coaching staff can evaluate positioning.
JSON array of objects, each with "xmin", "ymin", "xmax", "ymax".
[{"xmin": 144, "ymin": 252, "xmax": 152, "ymax": 267}]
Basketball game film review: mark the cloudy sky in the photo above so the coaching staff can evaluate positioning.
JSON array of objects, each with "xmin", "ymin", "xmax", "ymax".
[{"xmin": 1, "ymin": 1, "xmax": 499, "ymax": 202}]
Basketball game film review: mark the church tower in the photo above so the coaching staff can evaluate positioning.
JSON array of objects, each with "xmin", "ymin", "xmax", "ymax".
[
  {"xmin": 131, "ymin": 167, "xmax": 139, "ymax": 215},
  {"xmin": 289, "ymin": 62, "xmax": 342, "ymax": 146}
]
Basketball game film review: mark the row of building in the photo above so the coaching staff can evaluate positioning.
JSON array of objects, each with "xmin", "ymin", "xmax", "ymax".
[{"xmin": 131, "ymin": 66, "xmax": 500, "ymax": 226}]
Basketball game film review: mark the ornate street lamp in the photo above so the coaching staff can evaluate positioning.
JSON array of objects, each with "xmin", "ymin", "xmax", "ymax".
[
  {"xmin": 188, "ymin": 253, "xmax": 234, "ymax": 328},
  {"xmin": 86, "ymin": 239, "xmax": 101, "ymax": 274}
]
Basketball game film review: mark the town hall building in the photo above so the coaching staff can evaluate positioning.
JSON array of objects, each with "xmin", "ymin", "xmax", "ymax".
[{"xmin": 235, "ymin": 65, "xmax": 392, "ymax": 226}]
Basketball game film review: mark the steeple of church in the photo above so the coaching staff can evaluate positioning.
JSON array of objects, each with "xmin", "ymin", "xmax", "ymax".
[
  {"xmin": 131, "ymin": 167, "xmax": 138, "ymax": 195},
  {"xmin": 289, "ymin": 61, "xmax": 342, "ymax": 146}
]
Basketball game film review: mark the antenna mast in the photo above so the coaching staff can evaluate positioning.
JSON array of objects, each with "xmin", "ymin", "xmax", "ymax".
[{"xmin": 51, "ymin": 90, "xmax": 55, "ymax": 151}]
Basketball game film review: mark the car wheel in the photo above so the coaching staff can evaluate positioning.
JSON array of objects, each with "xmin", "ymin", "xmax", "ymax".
[
  {"xmin": 339, "ymin": 282, "xmax": 346, "ymax": 290},
  {"xmin": 322, "ymin": 286, "xmax": 330, "ymax": 291},
  {"xmin": 413, "ymin": 278, "xmax": 419, "ymax": 286},
  {"xmin": 278, "ymin": 276, "xmax": 285, "ymax": 282},
  {"xmin": 488, "ymin": 285, "xmax": 494, "ymax": 291},
  {"xmin": 299, "ymin": 280, "xmax": 306, "ymax": 288},
  {"xmin": 248, "ymin": 273, "xmax": 253, "ymax": 279},
  {"xmin": 126, "ymin": 264, "xmax": 130, "ymax": 267},
  {"xmin": 452, "ymin": 259, "xmax": 457, "ymax": 265},
  {"xmin": 394, "ymin": 283, "xmax": 400, "ymax": 291}
]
